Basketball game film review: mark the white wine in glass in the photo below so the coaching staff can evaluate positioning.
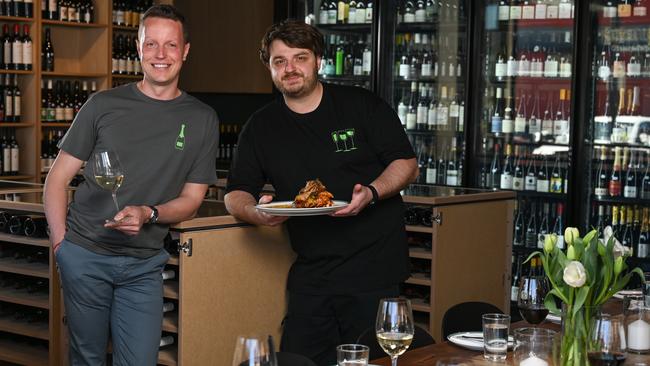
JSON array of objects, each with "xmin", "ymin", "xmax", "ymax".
[
  {"xmin": 376, "ymin": 298, "xmax": 414, "ymax": 366},
  {"xmin": 93, "ymin": 150, "xmax": 124, "ymax": 214}
]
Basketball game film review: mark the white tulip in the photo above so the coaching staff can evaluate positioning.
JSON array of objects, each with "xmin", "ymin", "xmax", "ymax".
[
  {"xmin": 563, "ymin": 261, "xmax": 587, "ymax": 288},
  {"xmin": 602, "ymin": 226, "xmax": 632, "ymax": 258}
]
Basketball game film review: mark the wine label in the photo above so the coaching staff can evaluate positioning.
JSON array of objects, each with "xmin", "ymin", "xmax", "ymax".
[
  {"xmin": 495, "ymin": 62, "xmax": 507, "ymax": 78},
  {"xmin": 498, "ymin": 5, "xmax": 510, "ymax": 20},
  {"xmin": 507, "ymin": 58, "xmax": 518, "ymax": 77},
  {"xmin": 514, "ymin": 116, "xmax": 527, "ymax": 133},
  {"xmin": 426, "ymin": 168, "xmax": 436, "ymax": 184},
  {"xmin": 509, "ymin": 6, "xmax": 522, "ymax": 20},
  {"xmin": 522, "ymin": 5, "xmax": 535, "ymax": 19},
  {"xmin": 500, "ymin": 174, "xmax": 513, "ymax": 189},
  {"xmin": 535, "ymin": 4, "xmax": 547, "ymax": 19},
  {"xmin": 502, "ymin": 117, "xmax": 514, "ymax": 133},
  {"xmin": 513, "ymin": 177, "xmax": 524, "ymax": 191},
  {"xmin": 525, "ymin": 176, "xmax": 536, "ymax": 190},
  {"xmin": 537, "ymin": 180, "xmax": 549, "ymax": 192},
  {"xmin": 595, "ymin": 187, "xmax": 608, "ymax": 196},
  {"xmin": 446, "ymin": 171, "xmax": 458, "ymax": 186},
  {"xmin": 624, "ymin": 186, "xmax": 637, "ymax": 198}
]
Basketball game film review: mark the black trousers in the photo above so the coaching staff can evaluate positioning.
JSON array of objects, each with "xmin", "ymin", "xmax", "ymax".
[{"xmin": 280, "ymin": 285, "xmax": 400, "ymax": 366}]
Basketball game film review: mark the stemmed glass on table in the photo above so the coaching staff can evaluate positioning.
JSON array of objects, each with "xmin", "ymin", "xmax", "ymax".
[
  {"xmin": 375, "ymin": 298, "xmax": 415, "ymax": 366},
  {"xmin": 232, "ymin": 335, "xmax": 277, "ymax": 366},
  {"xmin": 93, "ymin": 150, "xmax": 124, "ymax": 217},
  {"xmin": 517, "ymin": 263, "xmax": 550, "ymax": 325}
]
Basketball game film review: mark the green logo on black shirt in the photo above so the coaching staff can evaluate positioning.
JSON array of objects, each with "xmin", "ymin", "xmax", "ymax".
[
  {"xmin": 175, "ymin": 123, "xmax": 186, "ymax": 150},
  {"xmin": 331, "ymin": 128, "xmax": 357, "ymax": 152}
]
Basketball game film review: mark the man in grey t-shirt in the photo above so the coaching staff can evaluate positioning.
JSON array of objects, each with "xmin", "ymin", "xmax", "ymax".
[{"xmin": 43, "ymin": 5, "xmax": 218, "ymax": 365}]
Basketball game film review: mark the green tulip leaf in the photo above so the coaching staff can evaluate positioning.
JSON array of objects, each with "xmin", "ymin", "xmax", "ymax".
[
  {"xmin": 524, "ymin": 251, "xmax": 542, "ymax": 264},
  {"xmin": 544, "ymin": 291, "xmax": 561, "ymax": 315},
  {"xmin": 572, "ymin": 286, "xmax": 590, "ymax": 317}
]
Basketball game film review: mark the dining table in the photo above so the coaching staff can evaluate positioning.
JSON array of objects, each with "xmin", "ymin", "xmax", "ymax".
[{"xmin": 371, "ymin": 320, "xmax": 650, "ymax": 366}]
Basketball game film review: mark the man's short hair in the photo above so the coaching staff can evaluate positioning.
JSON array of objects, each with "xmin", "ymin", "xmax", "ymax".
[
  {"xmin": 140, "ymin": 4, "xmax": 190, "ymax": 43},
  {"xmin": 259, "ymin": 19, "xmax": 324, "ymax": 65}
]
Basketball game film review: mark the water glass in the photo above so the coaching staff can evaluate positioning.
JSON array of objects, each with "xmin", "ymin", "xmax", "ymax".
[
  {"xmin": 624, "ymin": 294, "xmax": 650, "ymax": 354},
  {"xmin": 513, "ymin": 327, "xmax": 557, "ymax": 366},
  {"xmin": 336, "ymin": 344, "xmax": 369, "ymax": 366},
  {"xmin": 482, "ymin": 313, "xmax": 510, "ymax": 361},
  {"xmin": 232, "ymin": 335, "xmax": 277, "ymax": 366}
]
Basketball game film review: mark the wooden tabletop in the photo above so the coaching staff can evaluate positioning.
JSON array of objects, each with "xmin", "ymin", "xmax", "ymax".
[{"xmin": 371, "ymin": 321, "xmax": 650, "ymax": 366}]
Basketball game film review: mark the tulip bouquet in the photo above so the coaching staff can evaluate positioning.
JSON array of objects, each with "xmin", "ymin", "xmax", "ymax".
[{"xmin": 530, "ymin": 226, "xmax": 645, "ymax": 366}]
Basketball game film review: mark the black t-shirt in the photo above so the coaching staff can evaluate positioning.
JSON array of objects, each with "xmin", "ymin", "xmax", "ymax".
[{"xmin": 226, "ymin": 83, "xmax": 415, "ymax": 295}]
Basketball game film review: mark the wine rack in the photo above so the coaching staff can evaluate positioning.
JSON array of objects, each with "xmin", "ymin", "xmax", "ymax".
[{"xmin": 399, "ymin": 185, "xmax": 513, "ymax": 342}]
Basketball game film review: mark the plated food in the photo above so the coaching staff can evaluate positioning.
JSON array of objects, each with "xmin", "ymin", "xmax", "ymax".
[
  {"xmin": 293, "ymin": 179, "xmax": 334, "ymax": 208},
  {"xmin": 256, "ymin": 179, "xmax": 347, "ymax": 216}
]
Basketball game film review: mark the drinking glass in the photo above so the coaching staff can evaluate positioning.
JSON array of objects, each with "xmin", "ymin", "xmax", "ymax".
[
  {"xmin": 231, "ymin": 335, "xmax": 277, "ymax": 366},
  {"xmin": 93, "ymin": 150, "xmax": 124, "ymax": 214},
  {"xmin": 517, "ymin": 275, "xmax": 550, "ymax": 325},
  {"xmin": 587, "ymin": 313, "xmax": 627, "ymax": 366},
  {"xmin": 336, "ymin": 344, "xmax": 369, "ymax": 366},
  {"xmin": 482, "ymin": 313, "xmax": 510, "ymax": 361},
  {"xmin": 623, "ymin": 294, "xmax": 650, "ymax": 354},
  {"xmin": 375, "ymin": 298, "xmax": 414, "ymax": 366},
  {"xmin": 513, "ymin": 327, "xmax": 557, "ymax": 365}
]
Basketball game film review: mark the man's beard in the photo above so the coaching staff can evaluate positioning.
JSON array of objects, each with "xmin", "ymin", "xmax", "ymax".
[{"xmin": 273, "ymin": 67, "xmax": 318, "ymax": 98}]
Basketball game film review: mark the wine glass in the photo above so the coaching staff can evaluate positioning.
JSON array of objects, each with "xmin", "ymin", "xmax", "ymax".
[
  {"xmin": 93, "ymin": 150, "xmax": 124, "ymax": 214},
  {"xmin": 517, "ymin": 275, "xmax": 550, "ymax": 325},
  {"xmin": 588, "ymin": 313, "xmax": 627, "ymax": 366},
  {"xmin": 375, "ymin": 298, "xmax": 414, "ymax": 366},
  {"xmin": 231, "ymin": 335, "xmax": 277, "ymax": 366}
]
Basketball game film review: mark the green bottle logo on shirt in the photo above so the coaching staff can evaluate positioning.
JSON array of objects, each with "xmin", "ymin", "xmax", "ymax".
[
  {"xmin": 175, "ymin": 123, "xmax": 186, "ymax": 150},
  {"xmin": 331, "ymin": 128, "xmax": 356, "ymax": 152}
]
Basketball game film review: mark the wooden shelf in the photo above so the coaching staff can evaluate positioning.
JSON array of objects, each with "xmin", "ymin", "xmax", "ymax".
[
  {"xmin": 167, "ymin": 255, "xmax": 179, "ymax": 265},
  {"xmin": 41, "ymin": 71, "xmax": 107, "ymax": 78},
  {"xmin": 163, "ymin": 281, "xmax": 179, "ymax": 300},
  {"xmin": 0, "ymin": 16, "xmax": 34, "ymax": 22},
  {"xmin": 0, "ymin": 123, "xmax": 35, "ymax": 127},
  {"xmin": 0, "ymin": 70, "xmax": 34, "ymax": 75},
  {"xmin": 409, "ymin": 298, "xmax": 431, "ymax": 313},
  {"xmin": 112, "ymin": 25, "xmax": 139, "ymax": 32},
  {"xmin": 0, "ymin": 337, "xmax": 48, "ymax": 366},
  {"xmin": 0, "ymin": 257, "xmax": 49, "ymax": 278},
  {"xmin": 42, "ymin": 20, "xmax": 107, "ymax": 28},
  {"xmin": 111, "ymin": 73, "xmax": 141, "ymax": 79},
  {"xmin": 409, "ymin": 247, "xmax": 433, "ymax": 260},
  {"xmin": 405, "ymin": 225, "xmax": 434, "ymax": 234},
  {"xmin": 0, "ymin": 175, "xmax": 34, "ymax": 181},
  {"xmin": 0, "ymin": 233, "xmax": 49, "ymax": 248},
  {"xmin": 158, "ymin": 347, "xmax": 178, "ymax": 366},
  {"xmin": 0, "ymin": 314, "xmax": 49, "ymax": 340},
  {"xmin": 41, "ymin": 122, "xmax": 71, "ymax": 127},
  {"xmin": 162, "ymin": 313, "xmax": 178, "ymax": 333},
  {"xmin": 0, "ymin": 287, "xmax": 49, "ymax": 309},
  {"xmin": 405, "ymin": 273, "xmax": 432, "ymax": 286}
]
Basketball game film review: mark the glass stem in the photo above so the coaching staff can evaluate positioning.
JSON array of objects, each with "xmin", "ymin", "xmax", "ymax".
[
  {"xmin": 391, "ymin": 356, "xmax": 398, "ymax": 366},
  {"xmin": 111, "ymin": 192, "xmax": 120, "ymax": 212}
]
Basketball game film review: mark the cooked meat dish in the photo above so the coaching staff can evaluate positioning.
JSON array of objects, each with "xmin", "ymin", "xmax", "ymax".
[{"xmin": 293, "ymin": 179, "xmax": 334, "ymax": 208}]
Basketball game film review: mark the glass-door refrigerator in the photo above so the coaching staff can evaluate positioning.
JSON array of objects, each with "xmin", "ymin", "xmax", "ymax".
[
  {"xmin": 471, "ymin": 0, "xmax": 577, "ymax": 312},
  {"xmin": 390, "ymin": 0, "xmax": 470, "ymax": 190},
  {"xmin": 579, "ymin": 0, "xmax": 650, "ymax": 273}
]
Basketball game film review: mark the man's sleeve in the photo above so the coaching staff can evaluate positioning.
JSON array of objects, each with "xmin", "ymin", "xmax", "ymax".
[
  {"xmin": 57, "ymin": 95, "xmax": 98, "ymax": 161},
  {"xmin": 186, "ymin": 111, "xmax": 219, "ymax": 184},
  {"xmin": 366, "ymin": 97, "xmax": 416, "ymax": 166},
  {"xmin": 225, "ymin": 117, "xmax": 266, "ymax": 198}
]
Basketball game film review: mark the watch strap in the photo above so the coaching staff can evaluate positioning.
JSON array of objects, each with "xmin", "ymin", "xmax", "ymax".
[
  {"xmin": 365, "ymin": 184, "xmax": 379, "ymax": 205},
  {"xmin": 148, "ymin": 205, "xmax": 159, "ymax": 224}
]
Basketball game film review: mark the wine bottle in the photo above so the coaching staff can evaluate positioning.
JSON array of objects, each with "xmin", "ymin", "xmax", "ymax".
[
  {"xmin": 500, "ymin": 144, "xmax": 513, "ymax": 190},
  {"xmin": 553, "ymin": 203, "xmax": 565, "ymax": 249},
  {"xmin": 525, "ymin": 202, "xmax": 538, "ymax": 248},
  {"xmin": 11, "ymin": 24, "xmax": 22, "ymax": 71},
  {"xmin": 621, "ymin": 206, "xmax": 634, "ymax": 250},
  {"xmin": 436, "ymin": 86, "xmax": 449, "ymax": 131},
  {"xmin": 513, "ymin": 200, "xmax": 524, "ymax": 247},
  {"xmin": 23, "ymin": 216, "xmax": 47, "ymax": 238},
  {"xmin": 160, "ymin": 335, "xmax": 175, "ymax": 348},
  {"xmin": 162, "ymin": 302, "xmax": 175, "ymax": 313},
  {"xmin": 406, "ymin": 82, "xmax": 417, "ymax": 130},
  {"xmin": 511, "ymin": 254, "xmax": 522, "ymax": 302},
  {"xmin": 618, "ymin": 0, "xmax": 632, "ymax": 17},
  {"xmin": 491, "ymin": 87, "xmax": 503, "ymax": 134},
  {"xmin": 595, "ymin": 147, "xmax": 608, "ymax": 198},
  {"xmin": 425, "ymin": 144, "xmax": 436, "ymax": 184},
  {"xmin": 537, "ymin": 202, "xmax": 549, "ymax": 249},
  {"xmin": 553, "ymin": 89, "xmax": 569, "ymax": 144},
  {"xmin": 624, "ymin": 149, "xmax": 638, "ymax": 198},
  {"xmin": 513, "ymin": 146, "xmax": 524, "ymax": 191},
  {"xmin": 550, "ymin": 153, "xmax": 563, "ymax": 193},
  {"xmin": 489, "ymin": 143, "xmax": 501, "ymax": 189},
  {"xmin": 536, "ymin": 155, "xmax": 549, "ymax": 192},
  {"xmin": 594, "ymin": 88, "xmax": 613, "ymax": 143},
  {"xmin": 609, "ymin": 147, "xmax": 622, "ymax": 197},
  {"xmin": 514, "ymin": 93, "xmax": 527, "ymax": 135},
  {"xmin": 641, "ymin": 150, "xmax": 650, "ymax": 199},
  {"xmin": 502, "ymin": 91, "xmax": 514, "ymax": 134},
  {"xmin": 524, "ymin": 150, "xmax": 537, "ymax": 191},
  {"xmin": 634, "ymin": 0, "xmax": 648, "ymax": 16},
  {"xmin": 41, "ymin": 28, "xmax": 54, "ymax": 72},
  {"xmin": 529, "ymin": 94, "xmax": 541, "ymax": 136},
  {"xmin": 161, "ymin": 270, "xmax": 176, "ymax": 281},
  {"xmin": 541, "ymin": 92, "xmax": 554, "ymax": 137},
  {"xmin": 22, "ymin": 25, "xmax": 31, "ymax": 71},
  {"xmin": 638, "ymin": 208, "xmax": 649, "ymax": 258}
]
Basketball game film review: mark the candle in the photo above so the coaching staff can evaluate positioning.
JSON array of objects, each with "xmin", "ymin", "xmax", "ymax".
[
  {"xmin": 520, "ymin": 355, "xmax": 549, "ymax": 366},
  {"xmin": 627, "ymin": 319, "xmax": 650, "ymax": 352}
]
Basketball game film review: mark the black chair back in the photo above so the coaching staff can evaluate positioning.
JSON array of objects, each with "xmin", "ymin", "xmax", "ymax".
[
  {"xmin": 355, "ymin": 325, "xmax": 435, "ymax": 360},
  {"xmin": 441, "ymin": 301, "xmax": 504, "ymax": 340}
]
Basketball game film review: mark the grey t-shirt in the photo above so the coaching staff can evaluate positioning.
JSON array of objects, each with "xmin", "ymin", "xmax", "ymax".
[{"xmin": 59, "ymin": 83, "xmax": 219, "ymax": 258}]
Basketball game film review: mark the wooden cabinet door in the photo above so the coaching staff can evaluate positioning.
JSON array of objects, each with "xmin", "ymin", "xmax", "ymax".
[
  {"xmin": 178, "ymin": 225, "xmax": 295, "ymax": 366},
  {"xmin": 430, "ymin": 199, "xmax": 513, "ymax": 341}
]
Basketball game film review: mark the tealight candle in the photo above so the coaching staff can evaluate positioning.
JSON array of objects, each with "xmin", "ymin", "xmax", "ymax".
[
  {"xmin": 520, "ymin": 355, "xmax": 549, "ymax": 366},
  {"xmin": 627, "ymin": 318, "xmax": 650, "ymax": 352}
]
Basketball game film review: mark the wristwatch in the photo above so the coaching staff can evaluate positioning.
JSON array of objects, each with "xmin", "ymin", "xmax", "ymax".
[
  {"xmin": 365, "ymin": 184, "xmax": 379, "ymax": 205},
  {"xmin": 148, "ymin": 205, "xmax": 159, "ymax": 224}
]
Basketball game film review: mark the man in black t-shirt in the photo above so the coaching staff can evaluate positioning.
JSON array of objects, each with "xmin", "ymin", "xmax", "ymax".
[{"xmin": 225, "ymin": 20, "xmax": 418, "ymax": 365}]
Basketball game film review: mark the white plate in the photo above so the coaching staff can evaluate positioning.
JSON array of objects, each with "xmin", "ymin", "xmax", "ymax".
[
  {"xmin": 256, "ymin": 200, "xmax": 349, "ymax": 216},
  {"xmin": 546, "ymin": 313, "xmax": 562, "ymax": 324},
  {"xmin": 613, "ymin": 289, "xmax": 643, "ymax": 299},
  {"xmin": 447, "ymin": 332, "xmax": 514, "ymax": 352}
]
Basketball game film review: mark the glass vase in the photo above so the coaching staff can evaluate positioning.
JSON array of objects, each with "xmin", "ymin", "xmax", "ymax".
[{"xmin": 560, "ymin": 304, "xmax": 599, "ymax": 366}]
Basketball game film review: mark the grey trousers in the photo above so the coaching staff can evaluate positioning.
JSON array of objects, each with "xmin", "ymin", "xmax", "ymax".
[{"xmin": 55, "ymin": 240, "xmax": 170, "ymax": 366}]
